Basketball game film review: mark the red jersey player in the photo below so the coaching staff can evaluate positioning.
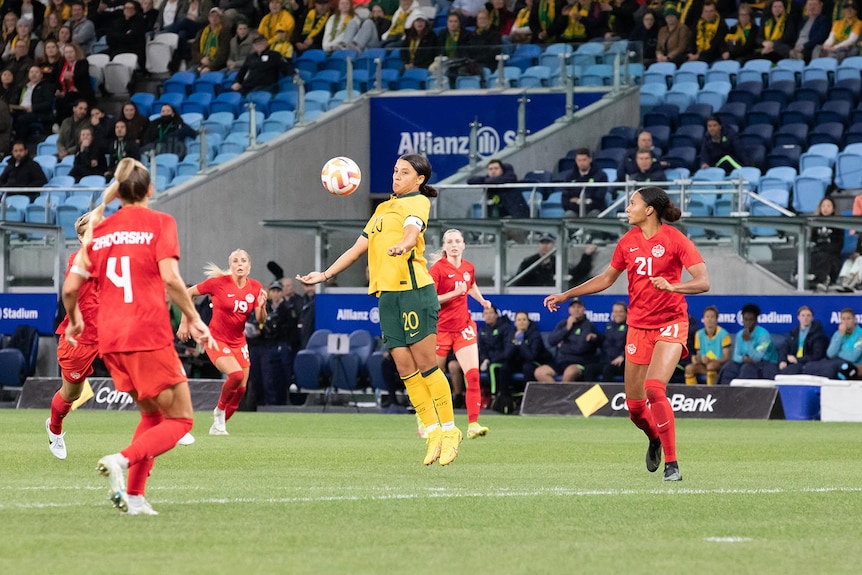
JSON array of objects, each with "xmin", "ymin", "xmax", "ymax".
[
  {"xmin": 178, "ymin": 249, "xmax": 266, "ymax": 436},
  {"xmin": 429, "ymin": 229, "xmax": 493, "ymax": 439},
  {"xmin": 544, "ymin": 186, "xmax": 709, "ymax": 482},
  {"xmin": 63, "ymin": 158, "xmax": 214, "ymax": 515},
  {"xmin": 47, "ymin": 212, "xmax": 100, "ymax": 459}
]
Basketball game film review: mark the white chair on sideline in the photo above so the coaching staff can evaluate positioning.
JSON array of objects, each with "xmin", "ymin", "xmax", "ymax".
[
  {"xmin": 111, "ymin": 52, "xmax": 139, "ymax": 73},
  {"xmin": 103, "ymin": 62, "xmax": 133, "ymax": 96},
  {"xmin": 146, "ymin": 40, "xmax": 172, "ymax": 75}
]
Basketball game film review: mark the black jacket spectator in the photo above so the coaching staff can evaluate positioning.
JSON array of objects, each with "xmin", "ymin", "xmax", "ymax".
[
  {"xmin": 779, "ymin": 320, "xmax": 828, "ymax": 370},
  {"xmin": 467, "ymin": 161, "xmax": 526, "ymax": 218},
  {"xmin": 629, "ymin": 163, "xmax": 666, "ymax": 182},
  {"xmin": 561, "ymin": 165, "xmax": 609, "ymax": 214},
  {"xmin": 234, "ymin": 44, "xmax": 293, "ymax": 94},
  {"xmin": 12, "ymin": 74, "xmax": 55, "ymax": 140},
  {"xmin": 509, "ymin": 316, "xmax": 551, "ymax": 380},
  {"xmin": 700, "ymin": 124, "xmax": 741, "ymax": 172},
  {"xmin": 0, "ymin": 149, "xmax": 48, "ymax": 196},
  {"xmin": 105, "ymin": 4, "xmax": 147, "ymax": 66},
  {"xmin": 468, "ymin": 21, "xmax": 502, "ymax": 69},
  {"xmin": 547, "ymin": 314, "xmax": 600, "ymax": 369},
  {"xmin": 142, "ymin": 104, "xmax": 196, "ymax": 157},
  {"xmin": 478, "ymin": 313, "xmax": 515, "ymax": 366}
]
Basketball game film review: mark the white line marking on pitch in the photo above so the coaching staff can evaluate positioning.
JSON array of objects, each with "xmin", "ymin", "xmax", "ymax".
[
  {"xmin": 2, "ymin": 485, "xmax": 861, "ymax": 510},
  {"xmin": 705, "ymin": 537, "xmax": 753, "ymax": 543}
]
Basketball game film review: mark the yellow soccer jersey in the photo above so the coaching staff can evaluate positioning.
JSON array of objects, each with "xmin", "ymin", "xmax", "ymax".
[{"xmin": 363, "ymin": 192, "xmax": 433, "ymax": 295}]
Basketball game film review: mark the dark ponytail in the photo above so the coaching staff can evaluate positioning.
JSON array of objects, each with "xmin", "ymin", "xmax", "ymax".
[
  {"xmin": 638, "ymin": 186, "xmax": 681, "ymax": 222},
  {"xmin": 399, "ymin": 153, "xmax": 438, "ymax": 198}
]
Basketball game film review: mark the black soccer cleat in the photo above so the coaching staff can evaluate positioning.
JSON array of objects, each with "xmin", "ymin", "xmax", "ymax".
[
  {"xmin": 646, "ymin": 438, "xmax": 662, "ymax": 473},
  {"xmin": 663, "ymin": 461, "xmax": 682, "ymax": 482}
]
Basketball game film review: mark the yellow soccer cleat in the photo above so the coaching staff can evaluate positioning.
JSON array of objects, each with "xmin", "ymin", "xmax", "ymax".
[
  {"xmin": 439, "ymin": 426, "xmax": 463, "ymax": 466},
  {"xmin": 467, "ymin": 422, "xmax": 489, "ymax": 439},
  {"xmin": 423, "ymin": 428, "xmax": 442, "ymax": 465}
]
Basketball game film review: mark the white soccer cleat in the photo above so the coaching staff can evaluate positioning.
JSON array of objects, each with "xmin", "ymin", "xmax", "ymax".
[
  {"xmin": 209, "ymin": 407, "xmax": 228, "ymax": 435},
  {"xmin": 96, "ymin": 453, "xmax": 129, "ymax": 512},
  {"xmin": 46, "ymin": 417, "xmax": 67, "ymax": 460},
  {"xmin": 176, "ymin": 432, "xmax": 195, "ymax": 446},
  {"xmin": 127, "ymin": 495, "xmax": 159, "ymax": 516}
]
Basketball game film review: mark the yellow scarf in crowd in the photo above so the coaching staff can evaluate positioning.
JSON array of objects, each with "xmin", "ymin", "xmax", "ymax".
[
  {"xmin": 271, "ymin": 38, "xmax": 294, "ymax": 58},
  {"xmin": 835, "ymin": 17, "xmax": 860, "ymax": 43},
  {"xmin": 302, "ymin": 9, "xmax": 329, "ymax": 39},
  {"xmin": 538, "ymin": 0, "xmax": 556, "ymax": 32},
  {"xmin": 763, "ymin": 13, "xmax": 786, "ymax": 41},
  {"xmin": 725, "ymin": 22, "xmax": 751, "ymax": 45},
  {"xmin": 696, "ymin": 17, "xmax": 720, "ymax": 52},
  {"xmin": 562, "ymin": 7, "xmax": 588, "ymax": 40},
  {"xmin": 200, "ymin": 25, "xmax": 222, "ymax": 59},
  {"xmin": 388, "ymin": 9, "xmax": 410, "ymax": 37}
]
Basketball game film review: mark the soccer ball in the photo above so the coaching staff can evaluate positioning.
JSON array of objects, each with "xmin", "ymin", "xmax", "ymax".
[{"xmin": 321, "ymin": 156, "xmax": 361, "ymax": 196}]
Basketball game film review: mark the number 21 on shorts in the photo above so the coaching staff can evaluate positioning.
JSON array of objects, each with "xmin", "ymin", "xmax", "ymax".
[{"xmin": 659, "ymin": 323, "xmax": 680, "ymax": 338}]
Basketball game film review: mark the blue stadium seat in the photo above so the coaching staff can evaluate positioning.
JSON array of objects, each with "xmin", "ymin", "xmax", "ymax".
[
  {"xmin": 774, "ymin": 123, "xmax": 808, "ymax": 148},
  {"xmin": 153, "ymin": 92, "xmax": 184, "ymax": 111},
  {"xmin": 193, "ymin": 71, "xmax": 224, "ymax": 96},
  {"xmin": 749, "ymin": 101, "xmax": 782, "ymax": 127},
  {"xmin": 211, "ymin": 92, "xmax": 243, "ymax": 117},
  {"xmin": 767, "ymin": 145, "xmax": 802, "ymax": 170},
  {"xmin": 836, "ymin": 151, "xmax": 862, "ymax": 188},
  {"xmin": 163, "ymin": 71, "xmax": 195, "ymax": 95},
  {"xmin": 180, "ymin": 92, "xmax": 213, "ymax": 116},
  {"xmin": 816, "ymin": 100, "xmax": 851, "ymax": 126},
  {"xmin": 782, "ymin": 100, "xmax": 816, "ymax": 127},
  {"xmin": 808, "ymin": 122, "xmax": 844, "ymax": 147},
  {"xmin": 398, "ymin": 67, "xmax": 429, "ymax": 90},
  {"xmin": 737, "ymin": 58, "xmax": 772, "ymax": 85},
  {"xmin": 130, "ymin": 92, "xmax": 156, "ymax": 116}
]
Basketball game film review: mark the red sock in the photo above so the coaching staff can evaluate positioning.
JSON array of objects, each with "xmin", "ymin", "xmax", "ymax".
[
  {"xmin": 645, "ymin": 379, "xmax": 677, "ymax": 462},
  {"xmin": 464, "ymin": 368, "xmax": 481, "ymax": 424},
  {"xmin": 217, "ymin": 371, "xmax": 245, "ymax": 411},
  {"xmin": 121, "ymin": 417, "xmax": 193, "ymax": 470},
  {"xmin": 626, "ymin": 398, "xmax": 658, "ymax": 440},
  {"xmin": 49, "ymin": 392, "xmax": 73, "ymax": 435},
  {"xmin": 126, "ymin": 411, "xmax": 163, "ymax": 496},
  {"xmin": 225, "ymin": 386, "xmax": 246, "ymax": 421}
]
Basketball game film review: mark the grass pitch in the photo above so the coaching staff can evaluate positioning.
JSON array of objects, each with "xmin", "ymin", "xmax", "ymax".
[{"xmin": 0, "ymin": 410, "xmax": 860, "ymax": 575}]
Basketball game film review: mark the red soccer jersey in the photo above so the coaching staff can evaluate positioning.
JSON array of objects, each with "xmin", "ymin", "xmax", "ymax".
[
  {"xmin": 57, "ymin": 252, "xmax": 99, "ymax": 345},
  {"xmin": 85, "ymin": 206, "xmax": 179, "ymax": 354},
  {"xmin": 610, "ymin": 224, "xmax": 704, "ymax": 329},
  {"xmin": 196, "ymin": 275, "xmax": 263, "ymax": 348},
  {"xmin": 429, "ymin": 257, "xmax": 475, "ymax": 332}
]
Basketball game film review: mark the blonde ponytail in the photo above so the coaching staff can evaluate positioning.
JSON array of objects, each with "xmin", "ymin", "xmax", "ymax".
[{"xmin": 203, "ymin": 262, "xmax": 230, "ymax": 278}]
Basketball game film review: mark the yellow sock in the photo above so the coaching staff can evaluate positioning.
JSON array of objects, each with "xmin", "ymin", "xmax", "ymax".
[
  {"xmin": 403, "ymin": 370, "xmax": 439, "ymax": 428},
  {"xmin": 423, "ymin": 366, "xmax": 455, "ymax": 425},
  {"xmin": 706, "ymin": 371, "xmax": 717, "ymax": 386},
  {"xmin": 685, "ymin": 374, "xmax": 697, "ymax": 386}
]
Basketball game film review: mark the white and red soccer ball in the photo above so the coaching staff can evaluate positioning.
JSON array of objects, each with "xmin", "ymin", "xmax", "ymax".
[{"xmin": 321, "ymin": 156, "xmax": 361, "ymax": 196}]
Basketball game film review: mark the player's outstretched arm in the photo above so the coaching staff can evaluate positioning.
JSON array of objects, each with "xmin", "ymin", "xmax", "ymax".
[
  {"xmin": 544, "ymin": 265, "xmax": 623, "ymax": 312},
  {"xmin": 297, "ymin": 235, "xmax": 369, "ymax": 285},
  {"xmin": 160, "ymin": 258, "xmax": 216, "ymax": 350}
]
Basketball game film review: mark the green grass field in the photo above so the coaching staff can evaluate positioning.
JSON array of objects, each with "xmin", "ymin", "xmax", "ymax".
[{"xmin": 1, "ymin": 410, "xmax": 860, "ymax": 575}]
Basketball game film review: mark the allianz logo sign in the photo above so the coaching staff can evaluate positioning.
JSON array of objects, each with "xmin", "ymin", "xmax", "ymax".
[
  {"xmin": 397, "ymin": 127, "xmax": 517, "ymax": 159},
  {"xmin": 336, "ymin": 307, "xmax": 380, "ymax": 324},
  {"xmin": 611, "ymin": 392, "xmax": 717, "ymax": 413}
]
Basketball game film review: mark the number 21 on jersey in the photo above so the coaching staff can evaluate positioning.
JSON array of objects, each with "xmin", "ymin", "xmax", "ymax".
[{"xmin": 635, "ymin": 256, "xmax": 653, "ymax": 276}]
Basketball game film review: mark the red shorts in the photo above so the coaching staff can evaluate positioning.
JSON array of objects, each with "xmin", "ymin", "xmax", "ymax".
[
  {"xmin": 436, "ymin": 321, "xmax": 478, "ymax": 356},
  {"xmin": 204, "ymin": 342, "xmax": 250, "ymax": 368},
  {"xmin": 103, "ymin": 346, "xmax": 187, "ymax": 401},
  {"xmin": 57, "ymin": 336, "xmax": 99, "ymax": 384},
  {"xmin": 625, "ymin": 319, "xmax": 690, "ymax": 365}
]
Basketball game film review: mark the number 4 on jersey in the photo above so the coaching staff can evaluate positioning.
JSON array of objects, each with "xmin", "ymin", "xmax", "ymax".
[{"xmin": 106, "ymin": 256, "xmax": 134, "ymax": 303}]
